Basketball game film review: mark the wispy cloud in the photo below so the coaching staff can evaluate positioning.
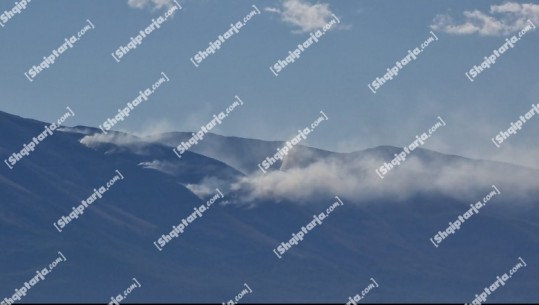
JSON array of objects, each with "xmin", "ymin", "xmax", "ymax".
[
  {"xmin": 229, "ymin": 152, "xmax": 539, "ymax": 205},
  {"xmin": 431, "ymin": 2, "xmax": 539, "ymax": 36},
  {"xmin": 79, "ymin": 130, "xmax": 539, "ymax": 207},
  {"xmin": 264, "ymin": 7, "xmax": 281, "ymax": 14},
  {"xmin": 127, "ymin": 0, "xmax": 175, "ymax": 11},
  {"xmin": 265, "ymin": 0, "xmax": 339, "ymax": 33},
  {"xmin": 80, "ymin": 132, "xmax": 141, "ymax": 148}
]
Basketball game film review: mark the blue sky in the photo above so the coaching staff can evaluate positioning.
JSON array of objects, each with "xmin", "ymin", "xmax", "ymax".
[{"xmin": 1, "ymin": 0, "xmax": 538, "ymax": 167}]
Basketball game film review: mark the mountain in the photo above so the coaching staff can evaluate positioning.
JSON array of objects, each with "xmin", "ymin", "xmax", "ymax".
[
  {"xmin": 148, "ymin": 131, "xmax": 334, "ymax": 175},
  {"xmin": 0, "ymin": 110, "xmax": 538, "ymax": 303}
]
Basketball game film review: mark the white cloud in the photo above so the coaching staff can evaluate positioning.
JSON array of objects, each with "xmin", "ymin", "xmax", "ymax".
[
  {"xmin": 186, "ymin": 177, "xmax": 229, "ymax": 198},
  {"xmin": 79, "ymin": 119, "xmax": 178, "ymax": 149},
  {"xmin": 80, "ymin": 132, "xmax": 141, "ymax": 148},
  {"xmin": 138, "ymin": 160, "xmax": 179, "ymax": 175},
  {"xmin": 431, "ymin": 2, "xmax": 539, "ymax": 36},
  {"xmin": 264, "ymin": 7, "xmax": 281, "ymax": 14},
  {"xmin": 228, "ymin": 152, "xmax": 539, "ymax": 205},
  {"xmin": 266, "ymin": 0, "xmax": 338, "ymax": 33},
  {"xmin": 127, "ymin": 0, "xmax": 175, "ymax": 11}
]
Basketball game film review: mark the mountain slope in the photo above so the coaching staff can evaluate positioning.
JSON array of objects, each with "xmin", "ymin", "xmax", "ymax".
[{"xmin": 0, "ymin": 111, "xmax": 538, "ymax": 303}]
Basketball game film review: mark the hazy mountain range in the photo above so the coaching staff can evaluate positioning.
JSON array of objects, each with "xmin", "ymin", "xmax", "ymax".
[{"xmin": 1, "ymin": 110, "xmax": 538, "ymax": 303}]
